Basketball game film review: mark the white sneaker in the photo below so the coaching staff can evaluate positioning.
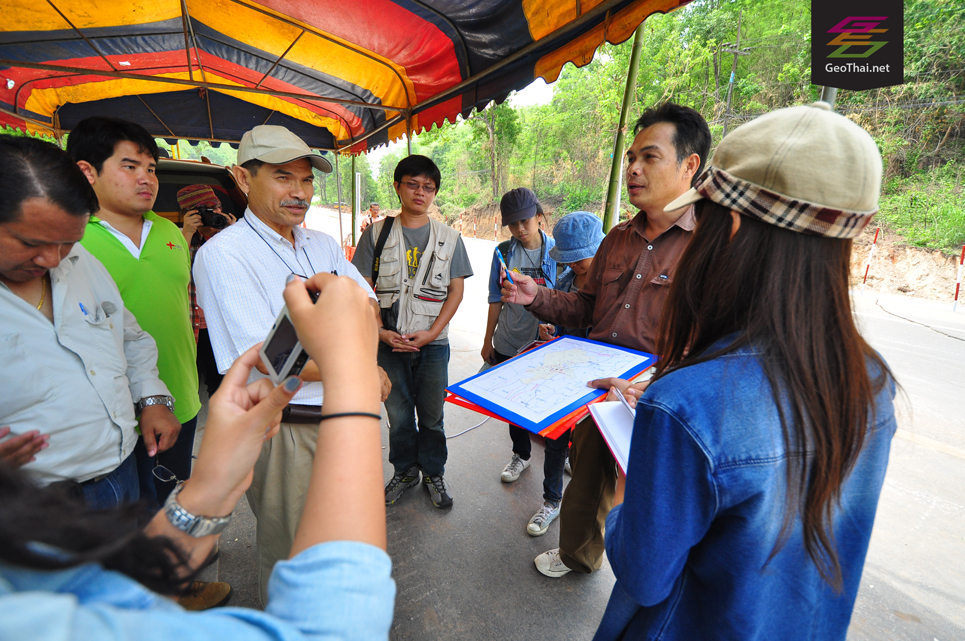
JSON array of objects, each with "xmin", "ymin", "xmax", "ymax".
[
  {"xmin": 527, "ymin": 501, "xmax": 561, "ymax": 537},
  {"xmin": 534, "ymin": 547, "xmax": 572, "ymax": 577},
  {"xmin": 500, "ymin": 454, "xmax": 531, "ymax": 483}
]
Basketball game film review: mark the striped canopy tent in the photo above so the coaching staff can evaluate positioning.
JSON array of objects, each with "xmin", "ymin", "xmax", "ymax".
[{"xmin": 0, "ymin": 0, "xmax": 690, "ymax": 153}]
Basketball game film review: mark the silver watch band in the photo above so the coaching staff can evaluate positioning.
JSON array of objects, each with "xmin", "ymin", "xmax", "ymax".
[
  {"xmin": 136, "ymin": 395, "xmax": 175, "ymax": 416},
  {"xmin": 162, "ymin": 483, "xmax": 232, "ymax": 538}
]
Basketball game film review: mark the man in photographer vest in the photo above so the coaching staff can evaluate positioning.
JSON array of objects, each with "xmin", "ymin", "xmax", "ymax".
[{"xmin": 352, "ymin": 155, "xmax": 473, "ymax": 510}]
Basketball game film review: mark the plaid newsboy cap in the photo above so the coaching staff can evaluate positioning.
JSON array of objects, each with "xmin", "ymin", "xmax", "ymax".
[
  {"xmin": 665, "ymin": 102, "xmax": 882, "ymax": 239},
  {"xmin": 177, "ymin": 184, "xmax": 220, "ymax": 211}
]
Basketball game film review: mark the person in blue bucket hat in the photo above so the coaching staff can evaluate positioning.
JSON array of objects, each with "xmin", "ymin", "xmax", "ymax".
[{"xmin": 540, "ymin": 212, "xmax": 607, "ymax": 343}]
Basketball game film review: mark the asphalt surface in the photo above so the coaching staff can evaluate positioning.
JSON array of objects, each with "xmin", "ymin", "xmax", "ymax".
[{"xmin": 201, "ymin": 214, "xmax": 965, "ymax": 639}]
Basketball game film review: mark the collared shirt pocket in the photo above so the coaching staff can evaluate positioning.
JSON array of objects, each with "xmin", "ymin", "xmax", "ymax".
[{"xmin": 83, "ymin": 309, "xmax": 124, "ymax": 370}]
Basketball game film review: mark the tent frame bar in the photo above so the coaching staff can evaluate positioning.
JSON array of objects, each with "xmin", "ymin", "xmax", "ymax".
[
  {"xmin": 0, "ymin": 59, "xmax": 408, "ymax": 113},
  {"xmin": 7, "ymin": 0, "xmax": 642, "ymax": 152}
]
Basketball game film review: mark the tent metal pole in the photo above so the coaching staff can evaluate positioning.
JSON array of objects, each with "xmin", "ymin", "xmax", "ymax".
[
  {"xmin": 335, "ymin": 154, "xmax": 345, "ymax": 250},
  {"xmin": 351, "ymin": 154, "xmax": 358, "ymax": 246},
  {"xmin": 602, "ymin": 22, "xmax": 645, "ymax": 232},
  {"xmin": 406, "ymin": 113, "xmax": 413, "ymax": 155},
  {"xmin": 820, "ymin": 86, "xmax": 838, "ymax": 110}
]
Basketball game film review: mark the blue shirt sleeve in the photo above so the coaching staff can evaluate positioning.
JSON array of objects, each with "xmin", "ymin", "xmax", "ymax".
[
  {"xmin": 604, "ymin": 400, "xmax": 718, "ymax": 607},
  {"xmin": 0, "ymin": 541, "xmax": 395, "ymax": 641},
  {"xmin": 487, "ymin": 249, "xmax": 503, "ymax": 304}
]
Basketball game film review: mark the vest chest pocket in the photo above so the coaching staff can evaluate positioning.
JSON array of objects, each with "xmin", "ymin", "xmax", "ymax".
[{"xmin": 421, "ymin": 243, "xmax": 453, "ymax": 291}]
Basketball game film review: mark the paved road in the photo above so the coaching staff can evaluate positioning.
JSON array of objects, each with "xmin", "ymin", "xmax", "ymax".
[{"xmin": 208, "ymin": 229, "xmax": 965, "ymax": 639}]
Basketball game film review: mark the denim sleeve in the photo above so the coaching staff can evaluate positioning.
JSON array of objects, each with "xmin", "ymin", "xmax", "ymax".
[
  {"xmin": 487, "ymin": 249, "xmax": 503, "ymax": 303},
  {"xmin": 605, "ymin": 402, "xmax": 717, "ymax": 607},
  {"xmin": 0, "ymin": 541, "xmax": 395, "ymax": 641}
]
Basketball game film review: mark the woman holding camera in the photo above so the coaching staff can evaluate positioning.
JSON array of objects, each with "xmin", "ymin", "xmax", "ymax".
[{"xmin": 0, "ymin": 261, "xmax": 395, "ymax": 639}]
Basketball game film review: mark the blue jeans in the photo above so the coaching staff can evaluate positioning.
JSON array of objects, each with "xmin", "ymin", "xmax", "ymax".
[
  {"xmin": 378, "ymin": 342, "xmax": 450, "ymax": 477},
  {"xmin": 134, "ymin": 415, "xmax": 198, "ymax": 511},
  {"xmin": 80, "ymin": 452, "xmax": 139, "ymax": 510}
]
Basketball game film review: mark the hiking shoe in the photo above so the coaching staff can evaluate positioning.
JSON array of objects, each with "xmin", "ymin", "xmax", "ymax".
[
  {"xmin": 527, "ymin": 501, "xmax": 561, "ymax": 537},
  {"xmin": 535, "ymin": 548, "xmax": 572, "ymax": 578},
  {"xmin": 423, "ymin": 474, "xmax": 453, "ymax": 508},
  {"xmin": 385, "ymin": 466, "xmax": 421, "ymax": 505},
  {"xmin": 500, "ymin": 454, "xmax": 531, "ymax": 483},
  {"xmin": 564, "ymin": 454, "xmax": 572, "ymax": 476}
]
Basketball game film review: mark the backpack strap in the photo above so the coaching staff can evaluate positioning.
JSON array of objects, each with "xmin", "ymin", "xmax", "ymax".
[{"xmin": 371, "ymin": 215, "xmax": 396, "ymax": 288}]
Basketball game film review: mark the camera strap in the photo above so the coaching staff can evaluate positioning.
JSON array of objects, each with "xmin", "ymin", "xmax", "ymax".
[{"xmin": 371, "ymin": 215, "xmax": 395, "ymax": 290}]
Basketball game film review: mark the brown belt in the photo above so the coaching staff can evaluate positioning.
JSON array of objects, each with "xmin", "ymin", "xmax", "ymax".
[{"xmin": 282, "ymin": 404, "xmax": 323, "ymax": 424}]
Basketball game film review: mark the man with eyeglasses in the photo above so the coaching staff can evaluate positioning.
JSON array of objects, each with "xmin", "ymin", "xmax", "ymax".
[
  {"xmin": 352, "ymin": 155, "xmax": 473, "ymax": 510},
  {"xmin": 193, "ymin": 125, "xmax": 380, "ymax": 606}
]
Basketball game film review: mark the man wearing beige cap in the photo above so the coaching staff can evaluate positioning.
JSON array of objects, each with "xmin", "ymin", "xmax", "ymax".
[{"xmin": 193, "ymin": 125, "xmax": 379, "ymax": 605}]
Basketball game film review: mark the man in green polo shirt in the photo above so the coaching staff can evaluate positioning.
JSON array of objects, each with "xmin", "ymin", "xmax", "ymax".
[
  {"xmin": 70, "ymin": 118, "xmax": 229, "ymax": 610},
  {"xmin": 69, "ymin": 117, "xmax": 202, "ymax": 506}
]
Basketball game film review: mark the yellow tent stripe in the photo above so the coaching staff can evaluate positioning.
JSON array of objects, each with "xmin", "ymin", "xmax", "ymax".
[
  {"xmin": 24, "ymin": 72, "xmax": 354, "ymax": 141},
  {"xmin": 3, "ymin": 0, "xmax": 179, "ymax": 32},
  {"xmin": 192, "ymin": 0, "xmax": 417, "ymax": 115},
  {"xmin": 533, "ymin": 0, "xmax": 680, "ymax": 83}
]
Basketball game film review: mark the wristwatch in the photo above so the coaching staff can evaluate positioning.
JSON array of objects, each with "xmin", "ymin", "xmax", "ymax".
[
  {"xmin": 163, "ymin": 482, "xmax": 232, "ymax": 537},
  {"xmin": 135, "ymin": 395, "xmax": 175, "ymax": 416}
]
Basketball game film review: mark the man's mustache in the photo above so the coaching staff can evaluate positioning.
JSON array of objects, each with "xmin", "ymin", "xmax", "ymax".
[{"xmin": 281, "ymin": 199, "xmax": 310, "ymax": 208}]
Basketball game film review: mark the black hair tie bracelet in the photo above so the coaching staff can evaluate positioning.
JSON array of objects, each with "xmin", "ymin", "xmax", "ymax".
[{"xmin": 318, "ymin": 412, "xmax": 382, "ymax": 422}]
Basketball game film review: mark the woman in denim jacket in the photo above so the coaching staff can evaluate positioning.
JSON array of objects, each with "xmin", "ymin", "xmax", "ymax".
[{"xmin": 595, "ymin": 103, "xmax": 898, "ymax": 641}]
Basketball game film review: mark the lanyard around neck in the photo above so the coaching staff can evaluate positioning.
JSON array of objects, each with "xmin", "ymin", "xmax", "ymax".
[{"xmin": 245, "ymin": 216, "xmax": 318, "ymax": 277}]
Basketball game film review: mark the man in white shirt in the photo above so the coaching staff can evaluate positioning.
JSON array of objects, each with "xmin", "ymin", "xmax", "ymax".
[
  {"xmin": 193, "ymin": 125, "xmax": 379, "ymax": 605},
  {"xmin": 0, "ymin": 135, "xmax": 172, "ymax": 509}
]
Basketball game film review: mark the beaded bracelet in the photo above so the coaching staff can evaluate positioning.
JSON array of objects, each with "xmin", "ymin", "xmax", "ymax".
[{"xmin": 318, "ymin": 412, "xmax": 382, "ymax": 422}]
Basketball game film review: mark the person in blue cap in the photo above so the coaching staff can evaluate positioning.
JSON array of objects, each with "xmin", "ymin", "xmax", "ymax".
[{"xmin": 523, "ymin": 212, "xmax": 606, "ymax": 537}]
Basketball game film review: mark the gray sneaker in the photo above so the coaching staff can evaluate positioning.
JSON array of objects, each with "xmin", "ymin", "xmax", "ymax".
[
  {"xmin": 423, "ymin": 474, "xmax": 453, "ymax": 509},
  {"xmin": 500, "ymin": 454, "xmax": 531, "ymax": 483},
  {"xmin": 385, "ymin": 466, "xmax": 421, "ymax": 505},
  {"xmin": 527, "ymin": 500, "xmax": 561, "ymax": 537}
]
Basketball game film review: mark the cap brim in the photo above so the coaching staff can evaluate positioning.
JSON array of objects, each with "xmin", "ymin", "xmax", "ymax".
[
  {"xmin": 501, "ymin": 205, "xmax": 537, "ymax": 226},
  {"xmin": 255, "ymin": 148, "xmax": 333, "ymax": 174},
  {"xmin": 664, "ymin": 188, "xmax": 703, "ymax": 213}
]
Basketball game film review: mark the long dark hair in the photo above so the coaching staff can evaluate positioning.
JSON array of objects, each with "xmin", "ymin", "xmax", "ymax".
[
  {"xmin": 654, "ymin": 200, "xmax": 892, "ymax": 591},
  {"xmin": 0, "ymin": 463, "xmax": 193, "ymax": 596}
]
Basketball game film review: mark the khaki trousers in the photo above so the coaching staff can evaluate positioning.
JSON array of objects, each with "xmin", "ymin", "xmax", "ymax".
[
  {"xmin": 558, "ymin": 415, "xmax": 618, "ymax": 574},
  {"xmin": 246, "ymin": 421, "xmax": 318, "ymax": 606}
]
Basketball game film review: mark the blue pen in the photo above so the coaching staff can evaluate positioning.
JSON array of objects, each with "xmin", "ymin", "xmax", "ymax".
[
  {"xmin": 495, "ymin": 248, "xmax": 514, "ymax": 285},
  {"xmin": 79, "ymin": 302, "xmax": 88, "ymax": 315}
]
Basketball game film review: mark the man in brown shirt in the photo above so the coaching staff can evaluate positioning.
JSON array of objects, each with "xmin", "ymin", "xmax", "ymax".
[{"xmin": 501, "ymin": 103, "xmax": 712, "ymax": 577}]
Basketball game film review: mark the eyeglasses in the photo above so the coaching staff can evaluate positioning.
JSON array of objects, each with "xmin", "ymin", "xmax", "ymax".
[
  {"xmin": 153, "ymin": 457, "xmax": 179, "ymax": 484},
  {"xmin": 402, "ymin": 181, "xmax": 437, "ymax": 195}
]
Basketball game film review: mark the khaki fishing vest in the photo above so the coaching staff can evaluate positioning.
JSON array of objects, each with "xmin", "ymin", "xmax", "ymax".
[{"xmin": 372, "ymin": 217, "xmax": 461, "ymax": 341}]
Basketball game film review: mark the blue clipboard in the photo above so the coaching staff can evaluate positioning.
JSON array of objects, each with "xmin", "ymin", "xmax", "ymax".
[{"xmin": 447, "ymin": 336, "xmax": 657, "ymax": 434}]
